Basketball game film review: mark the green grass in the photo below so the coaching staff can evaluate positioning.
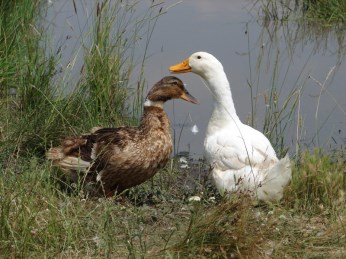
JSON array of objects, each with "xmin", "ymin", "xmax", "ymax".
[{"xmin": 0, "ymin": 151, "xmax": 345, "ymax": 257}]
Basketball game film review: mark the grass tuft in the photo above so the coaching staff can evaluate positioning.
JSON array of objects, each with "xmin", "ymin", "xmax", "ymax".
[
  {"xmin": 284, "ymin": 149, "xmax": 346, "ymax": 214},
  {"xmin": 81, "ymin": 1, "xmax": 132, "ymax": 124},
  {"xmin": 168, "ymin": 196, "xmax": 267, "ymax": 258}
]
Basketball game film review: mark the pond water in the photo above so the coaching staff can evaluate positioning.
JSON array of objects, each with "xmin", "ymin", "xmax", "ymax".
[{"xmin": 44, "ymin": 0, "xmax": 346, "ymax": 158}]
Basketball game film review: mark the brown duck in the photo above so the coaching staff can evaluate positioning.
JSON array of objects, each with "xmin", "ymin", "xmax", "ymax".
[{"xmin": 46, "ymin": 76, "xmax": 198, "ymax": 197}]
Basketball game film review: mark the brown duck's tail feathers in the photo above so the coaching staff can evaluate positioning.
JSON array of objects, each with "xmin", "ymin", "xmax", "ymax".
[
  {"xmin": 46, "ymin": 147, "xmax": 65, "ymax": 161},
  {"xmin": 60, "ymin": 138, "xmax": 88, "ymax": 154},
  {"xmin": 58, "ymin": 156, "xmax": 91, "ymax": 172},
  {"xmin": 46, "ymin": 147, "xmax": 91, "ymax": 172},
  {"xmin": 46, "ymin": 136, "xmax": 91, "ymax": 161}
]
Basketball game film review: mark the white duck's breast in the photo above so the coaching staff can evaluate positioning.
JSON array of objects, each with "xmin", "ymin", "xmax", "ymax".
[{"xmin": 204, "ymin": 123, "xmax": 278, "ymax": 172}]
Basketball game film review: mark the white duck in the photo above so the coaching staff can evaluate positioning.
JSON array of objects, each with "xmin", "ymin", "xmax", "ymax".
[{"xmin": 170, "ymin": 52, "xmax": 291, "ymax": 201}]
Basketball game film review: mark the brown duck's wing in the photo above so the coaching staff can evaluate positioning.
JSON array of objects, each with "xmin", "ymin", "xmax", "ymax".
[
  {"xmin": 47, "ymin": 126, "xmax": 139, "ymax": 163},
  {"xmin": 51, "ymin": 128, "xmax": 121, "ymax": 162},
  {"xmin": 94, "ymin": 127, "xmax": 141, "ymax": 150},
  {"xmin": 55, "ymin": 126, "xmax": 134, "ymax": 157}
]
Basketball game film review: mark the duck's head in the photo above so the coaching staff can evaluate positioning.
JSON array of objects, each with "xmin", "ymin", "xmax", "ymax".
[
  {"xmin": 145, "ymin": 76, "xmax": 198, "ymax": 107},
  {"xmin": 169, "ymin": 52, "xmax": 224, "ymax": 78}
]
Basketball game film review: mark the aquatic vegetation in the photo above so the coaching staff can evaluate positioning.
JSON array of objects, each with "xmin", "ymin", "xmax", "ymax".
[
  {"xmin": 258, "ymin": 0, "xmax": 346, "ymax": 24},
  {"xmin": 302, "ymin": 0, "xmax": 346, "ymax": 23},
  {"xmin": 0, "ymin": 0, "xmax": 59, "ymax": 158}
]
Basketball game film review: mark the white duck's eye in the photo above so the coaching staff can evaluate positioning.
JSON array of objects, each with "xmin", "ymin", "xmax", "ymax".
[{"xmin": 197, "ymin": 56, "xmax": 201, "ymax": 59}]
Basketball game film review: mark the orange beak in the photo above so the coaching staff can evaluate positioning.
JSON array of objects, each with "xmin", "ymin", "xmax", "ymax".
[{"xmin": 169, "ymin": 59, "xmax": 192, "ymax": 73}]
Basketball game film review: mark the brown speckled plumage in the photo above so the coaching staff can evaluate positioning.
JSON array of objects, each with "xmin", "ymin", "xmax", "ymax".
[{"xmin": 46, "ymin": 76, "xmax": 197, "ymax": 197}]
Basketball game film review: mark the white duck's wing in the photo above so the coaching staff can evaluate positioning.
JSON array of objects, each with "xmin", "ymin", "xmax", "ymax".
[
  {"xmin": 243, "ymin": 124, "xmax": 278, "ymax": 165},
  {"xmin": 205, "ymin": 124, "xmax": 278, "ymax": 171}
]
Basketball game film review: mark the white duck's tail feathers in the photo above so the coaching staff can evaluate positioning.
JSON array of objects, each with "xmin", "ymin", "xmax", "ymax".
[{"xmin": 257, "ymin": 153, "xmax": 292, "ymax": 201}]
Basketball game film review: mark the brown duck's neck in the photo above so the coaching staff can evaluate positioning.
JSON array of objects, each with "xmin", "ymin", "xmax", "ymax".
[{"xmin": 140, "ymin": 106, "xmax": 171, "ymax": 131}]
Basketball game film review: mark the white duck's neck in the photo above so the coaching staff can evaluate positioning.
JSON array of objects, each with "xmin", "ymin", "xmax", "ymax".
[{"xmin": 202, "ymin": 69, "xmax": 240, "ymax": 127}]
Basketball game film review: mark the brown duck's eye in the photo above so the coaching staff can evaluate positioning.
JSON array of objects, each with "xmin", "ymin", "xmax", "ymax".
[{"xmin": 197, "ymin": 56, "xmax": 201, "ymax": 59}]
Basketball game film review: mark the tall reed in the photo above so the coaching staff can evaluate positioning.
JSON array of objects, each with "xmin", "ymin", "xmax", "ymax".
[
  {"xmin": 245, "ymin": 22, "xmax": 304, "ymax": 157},
  {"xmin": 0, "ymin": 0, "xmax": 57, "ymax": 158},
  {"xmin": 80, "ymin": 1, "xmax": 164, "ymax": 127},
  {"xmin": 0, "ymin": 0, "xmax": 164, "ymax": 160}
]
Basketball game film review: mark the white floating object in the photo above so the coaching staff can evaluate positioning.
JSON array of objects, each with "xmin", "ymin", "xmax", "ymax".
[
  {"xmin": 179, "ymin": 156, "xmax": 189, "ymax": 169},
  {"xmin": 179, "ymin": 157, "xmax": 188, "ymax": 164},
  {"xmin": 191, "ymin": 124, "xmax": 199, "ymax": 135}
]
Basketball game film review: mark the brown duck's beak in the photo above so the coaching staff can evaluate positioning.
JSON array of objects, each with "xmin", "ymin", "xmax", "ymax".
[
  {"xmin": 169, "ymin": 59, "xmax": 191, "ymax": 73},
  {"xmin": 180, "ymin": 91, "xmax": 199, "ymax": 104}
]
